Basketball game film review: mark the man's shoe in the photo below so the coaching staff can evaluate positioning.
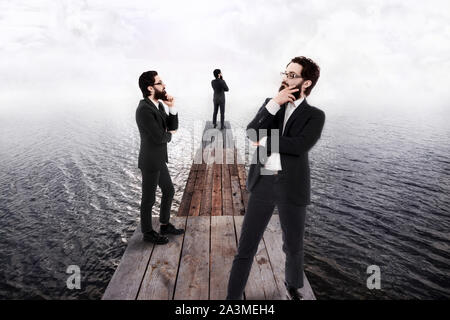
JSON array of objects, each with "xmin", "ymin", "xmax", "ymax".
[
  {"xmin": 160, "ymin": 222, "xmax": 185, "ymax": 235},
  {"xmin": 220, "ymin": 125, "xmax": 225, "ymax": 130},
  {"xmin": 213, "ymin": 123, "xmax": 217, "ymax": 128},
  {"xmin": 285, "ymin": 281, "xmax": 304, "ymax": 300},
  {"xmin": 143, "ymin": 230, "xmax": 169, "ymax": 244}
]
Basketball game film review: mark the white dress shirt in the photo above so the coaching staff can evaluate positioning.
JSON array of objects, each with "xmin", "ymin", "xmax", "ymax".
[
  {"xmin": 150, "ymin": 98, "xmax": 178, "ymax": 115},
  {"xmin": 259, "ymin": 97, "xmax": 304, "ymax": 171}
]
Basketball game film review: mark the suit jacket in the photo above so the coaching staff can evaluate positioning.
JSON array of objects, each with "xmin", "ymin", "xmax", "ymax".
[
  {"xmin": 211, "ymin": 78, "xmax": 229, "ymax": 103},
  {"xmin": 246, "ymin": 98, "xmax": 325, "ymax": 206},
  {"xmin": 136, "ymin": 97, "xmax": 178, "ymax": 171}
]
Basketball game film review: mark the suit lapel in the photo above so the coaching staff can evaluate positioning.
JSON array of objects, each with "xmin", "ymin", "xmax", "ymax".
[
  {"xmin": 144, "ymin": 98, "xmax": 165, "ymax": 123},
  {"xmin": 277, "ymin": 104, "xmax": 287, "ymax": 130},
  {"xmin": 282, "ymin": 99, "xmax": 309, "ymax": 136}
]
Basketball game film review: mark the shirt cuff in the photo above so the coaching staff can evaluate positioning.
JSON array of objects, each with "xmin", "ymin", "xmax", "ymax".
[
  {"xmin": 265, "ymin": 99, "xmax": 280, "ymax": 115},
  {"xmin": 259, "ymin": 136, "xmax": 267, "ymax": 147},
  {"xmin": 169, "ymin": 106, "xmax": 178, "ymax": 115}
]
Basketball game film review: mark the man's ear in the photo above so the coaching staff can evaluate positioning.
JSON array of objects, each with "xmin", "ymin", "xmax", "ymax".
[
  {"xmin": 303, "ymin": 80, "xmax": 312, "ymax": 89},
  {"xmin": 147, "ymin": 85, "xmax": 153, "ymax": 95}
]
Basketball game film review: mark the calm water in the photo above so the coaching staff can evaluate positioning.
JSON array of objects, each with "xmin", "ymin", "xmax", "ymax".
[{"xmin": 0, "ymin": 100, "xmax": 449, "ymax": 299}]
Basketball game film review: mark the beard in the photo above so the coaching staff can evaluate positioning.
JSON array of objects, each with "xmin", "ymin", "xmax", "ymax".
[
  {"xmin": 279, "ymin": 80, "xmax": 304, "ymax": 100},
  {"xmin": 153, "ymin": 87, "xmax": 168, "ymax": 100}
]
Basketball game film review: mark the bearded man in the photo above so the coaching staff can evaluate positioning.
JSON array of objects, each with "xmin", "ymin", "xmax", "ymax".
[
  {"xmin": 226, "ymin": 56, "xmax": 325, "ymax": 300},
  {"xmin": 136, "ymin": 71, "xmax": 184, "ymax": 245}
]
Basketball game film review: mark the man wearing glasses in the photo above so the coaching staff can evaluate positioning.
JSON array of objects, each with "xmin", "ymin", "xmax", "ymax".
[
  {"xmin": 226, "ymin": 57, "xmax": 325, "ymax": 300},
  {"xmin": 136, "ymin": 71, "xmax": 184, "ymax": 245}
]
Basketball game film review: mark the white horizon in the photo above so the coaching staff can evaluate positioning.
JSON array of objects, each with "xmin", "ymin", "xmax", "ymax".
[{"xmin": 1, "ymin": 0, "xmax": 449, "ymax": 116}]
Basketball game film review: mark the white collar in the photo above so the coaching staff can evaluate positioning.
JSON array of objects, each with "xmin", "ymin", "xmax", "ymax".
[
  {"xmin": 291, "ymin": 97, "xmax": 304, "ymax": 108},
  {"xmin": 150, "ymin": 98, "xmax": 160, "ymax": 109}
]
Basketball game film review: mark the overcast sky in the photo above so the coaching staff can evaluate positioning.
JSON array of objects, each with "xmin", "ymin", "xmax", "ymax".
[{"xmin": 1, "ymin": 0, "xmax": 449, "ymax": 115}]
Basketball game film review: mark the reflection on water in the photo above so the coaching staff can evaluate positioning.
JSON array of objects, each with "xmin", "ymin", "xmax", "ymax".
[{"xmin": 0, "ymin": 102, "xmax": 449, "ymax": 299}]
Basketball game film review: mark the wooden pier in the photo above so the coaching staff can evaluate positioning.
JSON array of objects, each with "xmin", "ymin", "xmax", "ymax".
[{"xmin": 102, "ymin": 122, "xmax": 315, "ymax": 300}]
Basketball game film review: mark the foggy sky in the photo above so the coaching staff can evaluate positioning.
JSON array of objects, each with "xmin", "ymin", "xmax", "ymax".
[{"xmin": 1, "ymin": 0, "xmax": 449, "ymax": 115}]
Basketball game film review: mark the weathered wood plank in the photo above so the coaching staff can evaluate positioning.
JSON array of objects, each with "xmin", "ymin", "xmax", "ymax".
[
  {"xmin": 200, "ymin": 147, "xmax": 214, "ymax": 216},
  {"xmin": 241, "ymin": 187, "xmax": 249, "ymax": 213},
  {"xmin": 194, "ymin": 164, "xmax": 206, "ymax": 191},
  {"xmin": 231, "ymin": 176, "xmax": 245, "ymax": 216},
  {"xmin": 233, "ymin": 216, "xmax": 283, "ymax": 300},
  {"xmin": 210, "ymin": 216, "xmax": 237, "ymax": 299},
  {"xmin": 177, "ymin": 166, "xmax": 197, "ymax": 216},
  {"xmin": 263, "ymin": 216, "xmax": 316, "ymax": 300},
  {"xmin": 102, "ymin": 220, "xmax": 156, "ymax": 300},
  {"xmin": 221, "ymin": 151, "xmax": 233, "ymax": 216},
  {"xmin": 237, "ymin": 165, "xmax": 247, "ymax": 189},
  {"xmin": 174, "ymin": 216, "xmax": 210, "ymax": 300},
  {"xmin": 137, "ymin": 217, "xmax": 187, "ymax": 300},
  {"xmin": 188, "ymin": 190, "xmax": 202, "ymax": 216},
  {"xmin": 211, "ymin": 163, "xmax": 222, "ymax": 216}
]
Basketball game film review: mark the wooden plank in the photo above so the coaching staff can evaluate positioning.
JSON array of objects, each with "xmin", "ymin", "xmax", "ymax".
[
  {"xmin": 137, "ymin": 217, "xmax": 187, "ymax": 300},
  {"xmin": 210, "ymin": 216, "xmax": 237, "ymax": 299},
  {"xmin": 237, "ymin": 164, "xmax": 247, "ymax": 189},
  {"xmin": 231, "ymin": 175, "xmax": 245, "ymax": 216},
  {"xmin": 211, "ymin": 163, "xmax": 222, "ymax": 216},
  {"xmin": 194, "ymin": 164, "xmax": 206, "ymax": 191},
  {"xmin": 200, "ymin": 147, "xmax": 214, "ymax": 216},
  {"xmin": 224, "ymin": 147, "xmax": 235, "ymax": 166},
  {"xmin": 241, "ymin": 187, "xmax": 249, "ymax": 213},
  {"xmin": 221, "ymin": 152, "xmax": 233, "ymax": 216},
  {"xmin": 102, "ymin": 221, "xmax": 156, "ymax": 300},
  {"xmin": 177, "ymin": 165, "xmax": 197, "ymax": 216},
  {"xmin": 189, "ymin": 190, "xmax": 202, "ymax": 216},
  {"xmin": 263, "ymin": 216, "xmax": 316, "ymax": 300},
  {"xmin": 229, "ymin": 147, "xmax": 239, "ymax": 176},
  {"xmin": 233, "ymin": 216, "xmax": 282, "ymax": 300},
  {"xmin": 189, "ymin": 161, "xmax": 206, "ymax": 216},
  {"xmin": 174, "ymin": 216, "xmax": 210, "ymax": 300}
]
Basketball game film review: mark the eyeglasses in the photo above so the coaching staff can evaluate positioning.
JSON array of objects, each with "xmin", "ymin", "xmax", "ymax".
[
  {"xmin": 280, "ymin": 72, "xmax": 302, "ymax": 79},
  {"xmin": 153, "ymin": 81, "xmax": 165, "ymax": 86}
]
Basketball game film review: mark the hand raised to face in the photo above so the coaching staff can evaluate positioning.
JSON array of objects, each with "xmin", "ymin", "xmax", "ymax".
[{"xmin": 273, "ymin": 85, "xmax": 299, "ymax": 105}]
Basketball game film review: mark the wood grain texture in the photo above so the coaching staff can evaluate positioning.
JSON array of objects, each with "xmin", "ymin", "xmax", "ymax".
[
  {"xmin": 137, "ymin": 217, "xmax": 187, "ymax": 300},
  {"xmin": 210, "ymin": 216, "xmax": 237, "ymax": 299},
  {"xmin": 263, "ymin": 216, "xmax": 316, "ymax": 300},
  {"xmin": 233, "ymin": 216, "xmax": 282, "ymax": 300},
  {"xmin": 102, "ymin": 219, "xmax": 156, "ymax": 300},
  {"xmin": 174, "ymin": 216, "xmax": 210, "ymax": 300}
]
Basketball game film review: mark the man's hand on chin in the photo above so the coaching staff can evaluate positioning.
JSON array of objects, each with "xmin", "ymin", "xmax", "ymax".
[{"xmin": 163, "ymin": 95, "xmax": 175, "ymax": 107}]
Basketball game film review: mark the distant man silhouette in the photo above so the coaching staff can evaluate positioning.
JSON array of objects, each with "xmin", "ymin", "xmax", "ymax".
[
  {"xmin": 211, "ymin": 69, "xmax": 229, "ymax": 130},
  {"xmin": 136, "ymin": 71, "xmax": 185, "ymax": 245},
  {"xmin": 226, "ymin": 56, "xmax": 325, "ymax": 300}
]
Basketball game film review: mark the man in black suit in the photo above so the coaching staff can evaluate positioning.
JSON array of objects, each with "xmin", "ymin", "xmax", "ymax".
[
  {"xmin": 211, "ymin": 69, "xmax": 229, "ymax": 130},
  {"xmin": 136, "ymin": 71, "xmax": 184, "ymax": 244},
  {"xmin": 226, "ymin": 56, "xmax": 325, "ymax": 300}
]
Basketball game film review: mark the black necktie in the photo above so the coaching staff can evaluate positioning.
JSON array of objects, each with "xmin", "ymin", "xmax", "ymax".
[
  {"xmin": 158, "ymin": 102, "xmax": 165, "ymax": 115},
  {"xmin": 157, "ymin": 103, "xmax": 167, "ymax": 129}
]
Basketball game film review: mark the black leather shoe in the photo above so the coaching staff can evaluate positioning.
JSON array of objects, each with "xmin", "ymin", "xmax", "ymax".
[
  {"xmin": 213, "ymin": 123, "xmax": 217, "ymax": 128},
  {"xmin": 160, "ymin": 222, "xmax": 185, "ymax": 235},
  {"xmin": 143, "ymin": 230, "xmax": 169, "ymax": 244},
  {"xmin": 285, "ymin": 281, "xmax": 304, "ymax": 300}
]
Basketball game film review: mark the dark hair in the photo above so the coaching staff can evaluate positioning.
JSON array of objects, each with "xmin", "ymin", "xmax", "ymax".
[
  {"xmin": 139, "ymin": 71, "xmax": 158, "ymax": 98},
  {"xmin": 288, "ymin": 56, "xmax": 320, "ymax": 96},
  {"xmin": 213, "ymin": 69, "xmax": 221, "ymax": 79}
]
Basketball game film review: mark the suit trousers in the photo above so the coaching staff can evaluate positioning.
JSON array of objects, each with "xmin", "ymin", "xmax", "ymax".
[
  {"xmin": 213, "ymin": 100, "xmax": 225, "ymax": 126},
  {"xmin": 226, "ymin": 173, "xmax": 307, "ymax": 300},
  {"xmin": 139, "ymin": 163, "xmax": 175, "ymax": 233}
]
